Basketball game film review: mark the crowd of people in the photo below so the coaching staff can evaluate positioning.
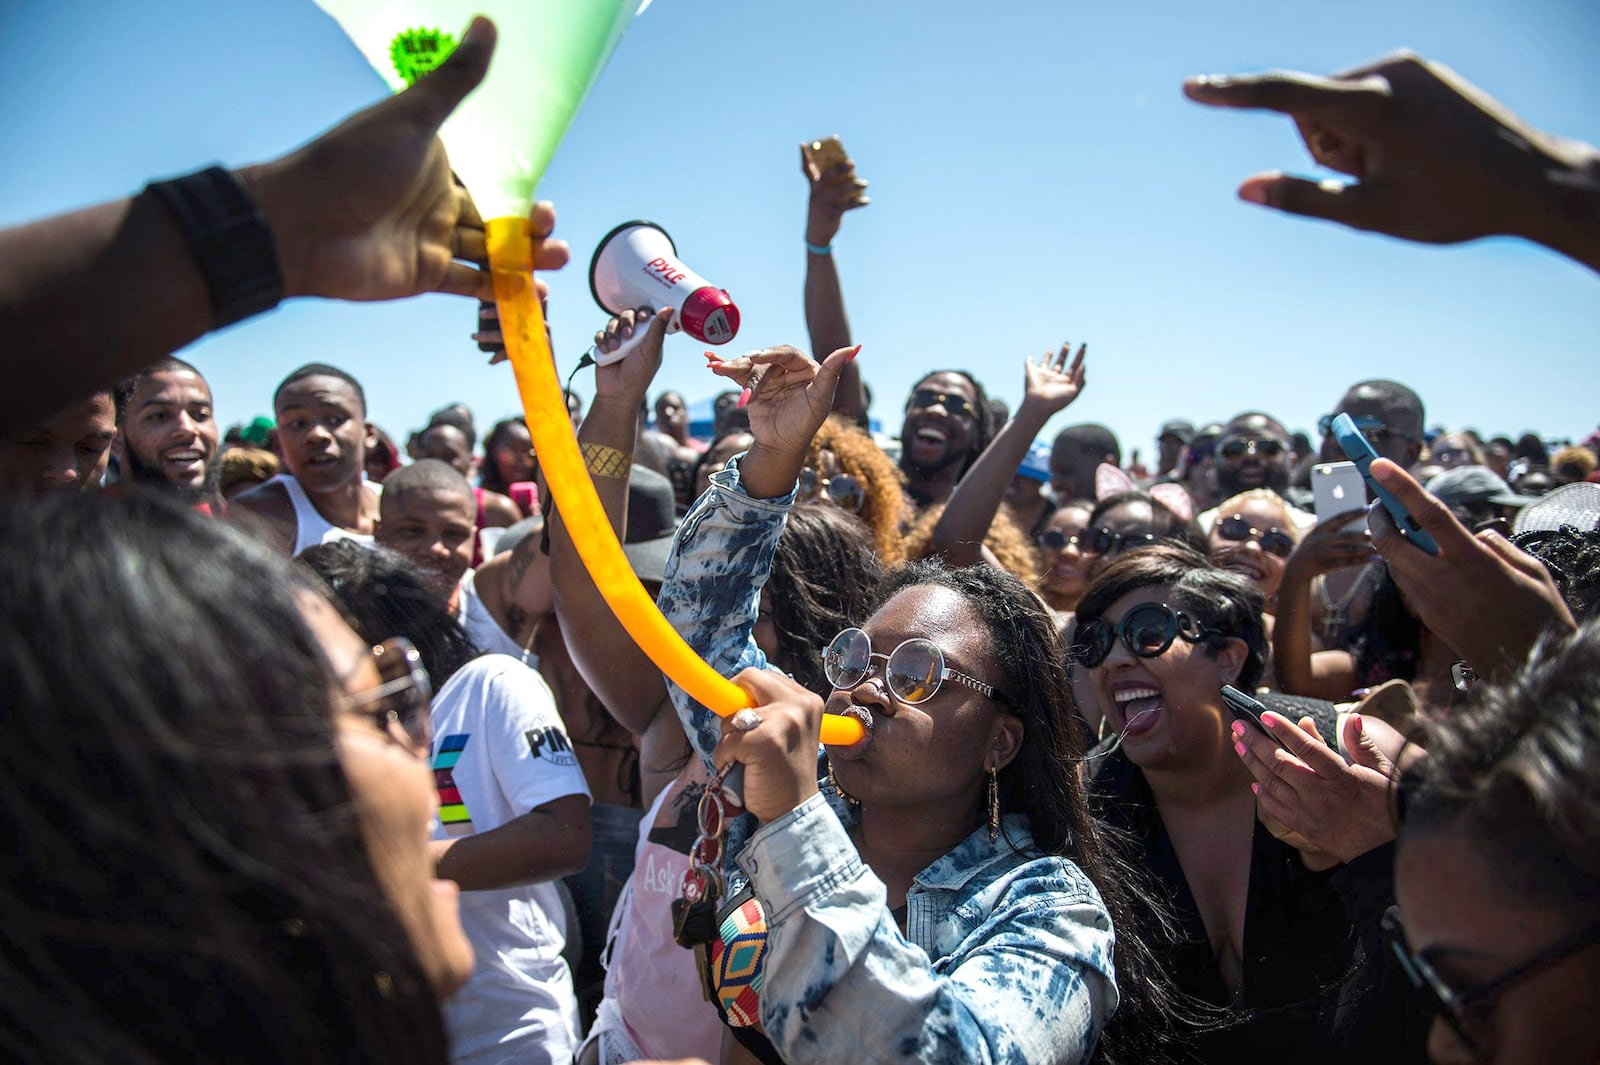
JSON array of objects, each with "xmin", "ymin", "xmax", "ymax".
[{"xmin": 3, "ymin": 19, "xmax": 1598, "ymax": 1065}]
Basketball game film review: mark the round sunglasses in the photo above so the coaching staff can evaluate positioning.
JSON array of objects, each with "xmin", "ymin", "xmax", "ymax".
[
  {"xmin": 1038, "ymin": 528, "xmax": 1085, "ymax": 552},
  {"xmin": 1218, "ymin": 437, "xmax": 1285, "ymax": 462},
  {"xmin": 1070, "ymin": 602, "xmax": 1223, "ymax": 668},
  {"xmin": 1214, "ymin": 515, "xmax": 1295, "ymax": 558},
  {"xmin": 906, "ymin": 388, "xmax": 977, "ymax": 422},
  {"xmin": 343, "ymin": 637, "xmax": 433, "ymax": 750},
  {"xmin": 798, "ymin": 467, "xmax": 864, "ymax": 513},
  {"xmin": 1083, "ymin": 526, "xmax": 1160, "ymax": 557},
  {"xmin": 823, "ymin": 627, "xmax": 1007, "ymax": 707}
]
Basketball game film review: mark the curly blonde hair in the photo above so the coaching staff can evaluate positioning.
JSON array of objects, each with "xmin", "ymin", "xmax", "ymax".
[
  {"xmin": 805, "ymin": 415, "xmax": 909, "ymax": 564},
  {"xmin": 901, "ymin": 501, "xmax": 1040, "ymax": 584}
]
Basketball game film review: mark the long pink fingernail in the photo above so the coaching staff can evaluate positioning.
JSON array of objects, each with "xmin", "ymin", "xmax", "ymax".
[
  {"xmin": 1233, "ymin": 742, "xmax": 1247, "ymax": 757},
  {"xmin": 846, "ymin": 344, "xmax": 863, "ymax": 362},
  {"xmin": 737, "ymin": 387, "xmax": 752, "ymax": 409},
  {"xmin": 1250, "ymin": 782, "xmax": 1260, "ymax": 795}
]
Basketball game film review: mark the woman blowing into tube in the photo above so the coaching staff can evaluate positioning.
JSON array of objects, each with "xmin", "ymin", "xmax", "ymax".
[{"xmin": 657, "ymin": 343, "xmax": 1179, "ymax": 1064}]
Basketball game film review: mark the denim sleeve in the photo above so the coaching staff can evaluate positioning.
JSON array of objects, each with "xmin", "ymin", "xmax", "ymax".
[
  {"xmin": 657, "ymin": 462, "xmax": 795, "ymax": 771},
  {"xmin": 737, "ymin": 794, "xmax": 1117, "ymax": 1065}
]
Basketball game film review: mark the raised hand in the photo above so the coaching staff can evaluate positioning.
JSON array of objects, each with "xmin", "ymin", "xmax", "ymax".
[
  {"xmin": 706, "ymin": 344, "xmax": 859, "ymax": 499},
  {"xmin": 247, "ymin": 19, "xmax": 569, "ymax": 302},
  {"xmin": 593, "ymin": 306, "xmax": 673, "ymax": 404},
  {"xmin": 1183, "ymin": 51, "xmax": 1598, "ymax": 253},
  {"xmin": 1234, "ymin": 710, "xmax": 1399, "ymax": 867},
  {"xmin": 1283, "ymin": 509, "xmax": 1376, "ymax": 580},
  {"xmin": 1020, "ymin": 342, "xmax": 1087, "ymax": 418},
  {"xmin": 1367, "ymin": 458, "xmax": 1575, "ymax": 680},
  {"xmin": 801, "ymin": 143, "xmax": 870, "ymax": 249}
]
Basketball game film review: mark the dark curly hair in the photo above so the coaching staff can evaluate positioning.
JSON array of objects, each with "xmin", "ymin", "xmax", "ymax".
[
  {"xmin": 1512, "ymin": 525, "xmax": 1600, "ymax": 623},
  {"xmin": 767, "ymin": 505, "xmax": 883, "ymax": 693},
  {"xmin": 1401, "ymin": 619, "xmax": 1600, "ymax": 915},
  {"xmin": 297, "ymin": 541, "xmax": 478, "ymax": 688},
  {"xmin": 804, "ymin": 414, "xmax": 908, "ymax": 563}
]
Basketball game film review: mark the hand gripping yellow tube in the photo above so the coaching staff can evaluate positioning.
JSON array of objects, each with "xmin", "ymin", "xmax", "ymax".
[{"xmin": 485, "ymin": 217, "xmax": 864, "ymax": 746}]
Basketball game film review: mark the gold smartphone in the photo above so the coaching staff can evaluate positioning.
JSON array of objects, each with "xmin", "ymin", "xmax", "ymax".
[{"xmin": 808, "ymin": 135, "xmax": 848, "ymax": 172}]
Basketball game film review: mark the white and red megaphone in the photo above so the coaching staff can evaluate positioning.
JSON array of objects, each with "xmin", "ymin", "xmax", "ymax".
[{"xmin": 588, "ymin": 220, "xmax": 740, "ymax": 365}]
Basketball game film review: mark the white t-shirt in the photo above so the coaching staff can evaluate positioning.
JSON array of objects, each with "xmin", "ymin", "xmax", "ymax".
[{"xmin": 430, "ymin": 654, "xmax": 591, "ymax": 1065}]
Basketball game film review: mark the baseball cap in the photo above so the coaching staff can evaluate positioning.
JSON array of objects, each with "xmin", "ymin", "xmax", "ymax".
[
  {"xmin": 1158, "ymin": 419, "xmax": 1195, "ymax": 443},
  {"xmin": 1425, "ymin": 466, "xmax": 1540, "ymax": 510},
  {"xmin": 1016, "ymin": 441, "xmax": 1052, "ymax": 483}
]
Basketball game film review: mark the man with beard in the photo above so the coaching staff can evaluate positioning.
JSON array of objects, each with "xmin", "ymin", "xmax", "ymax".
[
  {"xmin": 1048, "ymin": 422, "xmax": 1120, "ymax": 505},
  {"xmin": 898, "ymin": 370, "xmax": 994, "ymax": 509},
  {"xmin": 0, "ymin": 391, "xmax": 115, "ymax": 498},
  {"xmin": 231, "ymin": 363, "xmax": 381, "ymax": 556},
  {"xmin": 1196, "ymin": 411, "xmax": 1315, "ymax": 531},
  {"xmin": 113, "ymin": 357, "xmax": 222, "ymax": 513}
]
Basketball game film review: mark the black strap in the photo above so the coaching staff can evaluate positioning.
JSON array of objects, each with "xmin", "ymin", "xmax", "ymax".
[{"xmin": 146, "ymin": 166, "xmax": 283, "ymax": 329}]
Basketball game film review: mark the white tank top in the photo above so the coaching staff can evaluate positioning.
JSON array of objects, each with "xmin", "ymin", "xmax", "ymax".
[
  {"xmin": 456, "ymin": 569, "xmax": 540, "ymax": 668},
  {"xmin": 265, "ymin": 473, "xmax": 378, "ymax": 557}
]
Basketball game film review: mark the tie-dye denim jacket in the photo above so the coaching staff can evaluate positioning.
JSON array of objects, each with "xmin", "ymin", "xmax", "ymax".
[{"xmin": 657, "ymin": 462, "xmax": 1118, "ymax": 1064}]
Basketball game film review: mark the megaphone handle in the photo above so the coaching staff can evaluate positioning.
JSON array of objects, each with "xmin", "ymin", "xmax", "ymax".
[
  {"xmin": 719, "ymin": 763, "xmax": 747, "ymax": 811},
  {"xmin": 592, "ymin": 310, "xmax": 681, "ymax": 367}
]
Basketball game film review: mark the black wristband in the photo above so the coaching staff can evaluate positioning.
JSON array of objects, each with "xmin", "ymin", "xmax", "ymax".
[{"xmin": 146, "ymin": 166, "xmax": 284, "ymax": 329}]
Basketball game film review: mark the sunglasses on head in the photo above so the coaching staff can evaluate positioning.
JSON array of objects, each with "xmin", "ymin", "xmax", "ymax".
[
  {"xmin": 798, "ymin": 467, "xmax": 865, "ymax": 513},
  {"xmin": 1215, "ymin": 515, "xmax": 1295, "ymax": 558},
  {"xmin": 823, "ymin": 627, "xmax": 1008, "ymax": 707},
  {"xmin": 1082, "ymin": 526, "xmax": 1160, "ymax": 557},
  {"xmin": 1038, "ymin": 528, "xmax": 1085, "ymax": 551},
  {"xmin": 1070, "ymin": 602, "xmax": 1223, "ymax": 668},
  {"xmin": 1382, "ymin": 905, "xmax": 1600, "ymax": 1058},
  {"xmin": 343, "ymin": 637, "xmax": 433, "ymax": 750},
  {"xmin": 1219, "ymin": 437, "xmax": 1286, "ymax": 462},
  {"xmin": 907, "ymin": 388, "xmax": 977, "ymax": 422},
  {"xmin": 1318, "ymin": 412, "xmax": 1415, "ymax": 446}
]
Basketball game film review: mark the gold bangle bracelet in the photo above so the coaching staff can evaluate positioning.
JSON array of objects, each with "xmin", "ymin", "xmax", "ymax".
[{"xmin": 580, "ymin": 442, "xmax": 629, "ymax": 479}]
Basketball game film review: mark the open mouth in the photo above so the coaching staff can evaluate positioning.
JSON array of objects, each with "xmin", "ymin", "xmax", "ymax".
[
  {"xmin": 1221, "ymin": 556, "xmax": 1265, "ymax": 582},
  {"xmin": 823, "ymin": 704, "xmax": 874, "ymax": 761},
  {"xmin": 162, "ymin": 448, "xmax": 205, "ymax": 477},
  {"xmin": 1111, "ymin": 685, "xmax": 1162, "ymax": 738}
]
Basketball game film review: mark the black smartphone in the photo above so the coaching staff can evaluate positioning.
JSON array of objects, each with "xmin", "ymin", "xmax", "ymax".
[{"xmin": 1221, "ymin": 684, "xmax": 1287, "ymax": 750}]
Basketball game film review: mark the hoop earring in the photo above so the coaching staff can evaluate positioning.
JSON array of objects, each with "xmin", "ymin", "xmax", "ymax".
[
  {"xmin": 828, "ymin": 759, "xmax": 859, "ymax": 808},
  {"xmin": 987, "ymin": 766, "xmax": 1000, "ymax": 841}
]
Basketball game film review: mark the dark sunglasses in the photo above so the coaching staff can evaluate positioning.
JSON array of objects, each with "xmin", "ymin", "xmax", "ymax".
[
  {"xmin": 823, "ymin": 627, "xmax": 1008, "ymax": 707},
  {"xmin": 798, "ymin": 467, "xmax": 864, "ymax": 513},
  {"xmin": 1070, "ymin": 602, "xmax": 1223, "ymax": 668},
  {"xmin": 343, "ymin": 637, "xmax": 433, "ymax": 750},
  {"xmin": 907, "ymin": 388, "xmax": 977, "ymax": 422},
  {"xmin": 1382, "ymin": 905, "xmax": 1600, "ymax": 1057},
  {"xmin": 1186, "ymin": 442, "xmax": 1216, "ymax": 464},
  {"xmin": 1218, "ymin": 437, "xmax": 1285, "ymax": 461},
  {"xmin": 1083, "ymin": 526, "xmax": 1160, "ymax": 557},
  {"xmin": 1038, "ymin": 529, "xmax": 1085, "ymax": 551},
  {"xmin": 1318, "ymin": 412, "xmax": 1415, "ymax": 446},
  {"xmin": 1215, "ymin": 515, "xmax": 1295, "ymax": 558}
]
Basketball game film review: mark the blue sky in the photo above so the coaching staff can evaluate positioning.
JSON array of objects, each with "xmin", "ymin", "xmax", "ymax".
[{"xmin": 6, "ymin": 0, "xmax": 1596, "ymax": 463}]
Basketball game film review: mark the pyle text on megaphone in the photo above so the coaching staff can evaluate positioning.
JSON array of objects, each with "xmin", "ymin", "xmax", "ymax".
[{"xmin": 589, "ymin": 220, "xmax": 740, "ymax": 365}]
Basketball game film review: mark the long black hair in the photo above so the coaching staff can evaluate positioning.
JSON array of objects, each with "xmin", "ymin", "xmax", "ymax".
[
  {"xmin": 0, "ymin": 491, "xmax": 447, "ymax": 1064},
  {"xmin": 767, "ymin": 504, "xmax": 883, "ymax": 693},
  {"xmin": 297, "ymin": 541, "xmax": 478, "ymax": 688},
  {"xmin": 868, "ymin": 560, "xmax": 1187, "ymax": 1063}
]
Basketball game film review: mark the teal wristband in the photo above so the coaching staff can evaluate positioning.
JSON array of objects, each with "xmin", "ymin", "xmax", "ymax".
[{"xmin": 804, "ymin": 240, "xmax": 833, "ymax": 256}]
